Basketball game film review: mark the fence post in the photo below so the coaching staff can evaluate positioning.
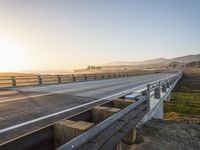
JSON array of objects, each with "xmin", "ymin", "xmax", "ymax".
[
  {"xmin": 11, "ymin": 76, "xmax": 16, "ymax": 87},
  {"xmin": 57, "ymin": 75, "xmax": 61, "ymax": 83},
  {"xmin": 37, "ymin": 75, "xmax": 42, "ymax": 85}
]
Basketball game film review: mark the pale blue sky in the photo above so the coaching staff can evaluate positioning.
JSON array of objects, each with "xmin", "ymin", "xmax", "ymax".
[{"xmin": 0, "ymin": 0, "xmax": 199, "ymax": 71}]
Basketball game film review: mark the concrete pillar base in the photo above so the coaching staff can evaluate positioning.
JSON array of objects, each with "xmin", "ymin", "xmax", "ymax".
[
  {"xmin": 53, "ymin": 120, "xmax": 94, "ymax": 148},
  {"xmin": 152, "ymin": 100, "xmax": 164, "ymax": 119},
  {"xmin": 91, "ymin": 106, "xmax": 121, "ymax": 123}
]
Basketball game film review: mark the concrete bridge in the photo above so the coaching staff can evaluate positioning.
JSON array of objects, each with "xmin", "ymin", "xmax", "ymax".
[{"xmin": 0, "ymin": 72, "xmax": 182, "ymax": 150}]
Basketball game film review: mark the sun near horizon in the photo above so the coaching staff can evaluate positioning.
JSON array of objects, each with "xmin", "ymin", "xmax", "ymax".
[{"xmin": 0, "ymin": 1, "xmax": 200, "ymax": 72}]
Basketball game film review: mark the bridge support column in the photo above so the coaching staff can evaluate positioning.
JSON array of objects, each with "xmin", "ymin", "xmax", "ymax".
[
  {"xmin": 112, "ymin": 99, "xmax": 135, "ymax": 109},
  {"xmin": 91, "ymin": 106, "xmax": 121, "ymax": 123},
  {"xmin": 152, "ymin": 100, "xmax": 164, "ymax": 119},
  {"xmin": 122, "ymin": 128, "xmax": 136, "ymax": 145},
  {"xmin": 112, "ymin": 99, "xmax": 137, "ymax": 146},
  {"xmin": 53, "ymin": 120, "xmax": 94, "ymax": 148}
]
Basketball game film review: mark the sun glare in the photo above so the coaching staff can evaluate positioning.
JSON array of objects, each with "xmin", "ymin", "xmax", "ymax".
[{"xmin": 0, "ymin": 38, "xmax": 29, "ymax": 72}]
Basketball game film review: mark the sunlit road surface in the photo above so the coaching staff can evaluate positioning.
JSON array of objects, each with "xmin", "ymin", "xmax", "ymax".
[{"xmin": 0, "ymin": 73, "xmax": 176, "ymax": 145}]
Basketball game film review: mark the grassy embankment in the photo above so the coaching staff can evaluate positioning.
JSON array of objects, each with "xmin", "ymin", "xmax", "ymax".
[{"xmin": 164, "ymin": 72, "xmax": 200, "ymax": 123}]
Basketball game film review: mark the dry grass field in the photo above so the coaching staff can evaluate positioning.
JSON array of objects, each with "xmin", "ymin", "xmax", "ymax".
[
  {"xmin": 120, "ymin": 68, "xmax": 200, "ymax": 150},
  {"xmin": 164, "ymin": 68, "xmax": 200, "ymax": 122}
]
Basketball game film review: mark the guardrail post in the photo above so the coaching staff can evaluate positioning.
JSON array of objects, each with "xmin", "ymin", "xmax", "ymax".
[
  {"xmin": 37, "ymin": 75, "xmax": 42, "ymax": 85},
  {"xmin": 11, "ymin": 76, "xmax": 16, "ymax": 87},
  {"xmin": 154, "ymin": 88, "xmax": 160, "ymax": 99},
  {"xmin": 94, "ymin": 74, "xmax": 97, "ymax": 80},
  {"xmin": 162, "ymin": 84, "xmax": 166, "ymax": 92},
  {"xmin": 72, "ymin": 75, "xmax": 76, "ymax": 82},
  {"xmin": 147, "ymin": 84, "xmax": 151, "ymax": 101},
  {"xmin": 141, "ymin": 90, "xmax": 147, "ymax": 96},
  {"xmin": 84, "ymin": 74, "xmax": 87, "ymax": 81},
  {"xmin": 57, "ymin": 75, "xmax": 61, "ymax": 83},
  {"xmin": 170, "ymin": 79, "xmax": 173, "ymax": 86},
  {"xmin": 154, "ymin": 82, "xmax": 161, "ymax": 99},
  {"xmin": 101, "ymin": 74, "xmax": 104, "ymax": 79},
  {"xmin": 166, "ymin": 80, "xmax": 170, "ymax": 88}
]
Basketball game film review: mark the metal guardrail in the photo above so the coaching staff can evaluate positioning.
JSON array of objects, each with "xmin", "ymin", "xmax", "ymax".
[
  {"xmin": 0, "ymin": 72, "xmax": 138, "ymax": 88},
  {"xmin": 57, "ymin": 96, "xmax": 148, "ymax": 150},
  {"xmin": 56, "ymin": 72, "xmax": 182, "ymax": 150},
  {"xmin": 146, "ymin": 72, "xmax": 182, "ymax": 100}
]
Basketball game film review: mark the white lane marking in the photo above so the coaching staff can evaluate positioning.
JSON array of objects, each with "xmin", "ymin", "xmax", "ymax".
[
  {"xmin": 0, "ymin": 76, "xmax": 142, "ymax": 103},
  {"xmin": 0, "ymin": 93, "xmax": 55, "ymax": 104},
  {"xmin": 0, "ymin": 80, "xmax": 135, "ymax": 103},
  {"xmin": 0, "ymin": 79, "xmax": 134, "ymax": 103},
  {"xmin": 0, "ymin": 84, "xmax": 146, "ymax": 134},
  {"xmin": 0, "ymin": 74, "xmax": 177, "ymax": 133}
]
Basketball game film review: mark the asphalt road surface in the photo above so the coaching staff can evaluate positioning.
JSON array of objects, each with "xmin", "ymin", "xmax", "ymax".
[{"xmin": 0, "ymin": 73, "xmax": 176, "ymax": 145}]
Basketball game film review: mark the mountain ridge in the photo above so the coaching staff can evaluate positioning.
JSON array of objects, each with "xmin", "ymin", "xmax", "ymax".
[{"xmin": 104, "ymin": 54, "xmax": 200, "ymax": 66}]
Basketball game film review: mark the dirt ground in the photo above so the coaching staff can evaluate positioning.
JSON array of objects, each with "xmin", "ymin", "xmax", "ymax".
[{"xmin": 122, "ymin": 119, "xmax": 200, "ymax": 150}]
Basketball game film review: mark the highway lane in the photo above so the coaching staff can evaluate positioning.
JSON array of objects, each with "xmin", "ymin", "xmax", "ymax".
[
  {"xmin": 0, "ymin": 73, "xmax": 176, "ymax": 145},
  {"xmin": 1, "ymin": 73, "xmax": 171, "ymax": 100}
]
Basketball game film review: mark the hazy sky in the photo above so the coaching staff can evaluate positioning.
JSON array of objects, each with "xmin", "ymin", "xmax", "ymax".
[{"xmin": 0, "ymin": 0, "xmax": 199, "ymax": 71}]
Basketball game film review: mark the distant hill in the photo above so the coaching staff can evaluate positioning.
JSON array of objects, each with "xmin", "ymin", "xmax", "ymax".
[
  {"xmin": 169, "ymin": 54, "xmax": 200, "ymax": 64},
  {"xmin": 104, "ymin": 54, "xmax": 200, "ymax": 66},
  {"xmin": 185, "ymin": 61, "xmax": 200, "ymax": 68}
]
